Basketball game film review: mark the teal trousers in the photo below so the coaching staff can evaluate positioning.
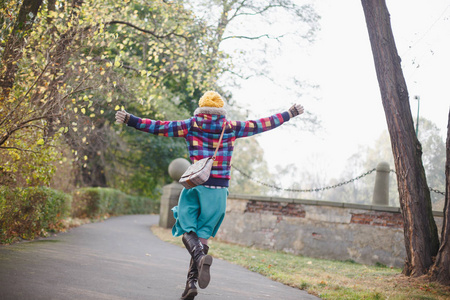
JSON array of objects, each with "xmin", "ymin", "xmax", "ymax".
[{"xmin": 172, "ymin": 186, "xmax": 228, "ymax": 239}]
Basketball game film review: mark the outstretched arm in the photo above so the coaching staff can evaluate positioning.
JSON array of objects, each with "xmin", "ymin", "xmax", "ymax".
[
  {"xmin": 232, "ymin": 104, "xmax": 304, "ymax": 138},
  {"xmin": 115, "ymin": 109, "xmax": 192, "ymax": 137}
]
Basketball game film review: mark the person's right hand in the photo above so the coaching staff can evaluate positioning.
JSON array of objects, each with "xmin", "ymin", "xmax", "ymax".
[
  {"xmin": 288, "ymin": 104, "xmax": 304, "ymax": 118},
  {"xmin": 115, "ymin": 110, "xmax": 129, "ymax": 124}
]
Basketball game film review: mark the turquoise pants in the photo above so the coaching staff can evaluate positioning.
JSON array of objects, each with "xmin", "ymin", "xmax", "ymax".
[{"xmin": 172, "ymin": 186, "xmax": 228, "ymax": 239}]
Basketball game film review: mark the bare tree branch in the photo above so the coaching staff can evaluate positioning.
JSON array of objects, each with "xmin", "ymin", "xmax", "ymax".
[
  {"xmin": 233, "ymin": 4, "xmax": 285, "ymax": 18},
  {"xmin": 104, "ymin": 21, "xmax": 184, "ymax": 39},
  {"xmin": 222, "ymin": 33, "xmax": 286, "ymax": 41},
  {"xmin": 0, "ymin": 114, "xmax": 61, "ymax": 146}
]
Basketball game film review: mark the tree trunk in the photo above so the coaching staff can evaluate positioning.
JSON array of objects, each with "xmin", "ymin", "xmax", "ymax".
[
  {"xmin": 0, "ymin": 0, "xmax": 43, "ymax": 99},
  {"xmin": 429, "ymin": 109, "xmax": 450, "ymax": 285},
  {"xmin": 360, "ymin": 0, "xmax": 439, "ymax": 276}
]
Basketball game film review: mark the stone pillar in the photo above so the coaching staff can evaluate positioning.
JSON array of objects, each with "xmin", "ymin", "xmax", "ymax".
[
  {"xmin": 159, "ymin": 158, "xmax": 190, "ymax": 228},
  {"xmin": 372, "ymin": 161, "xmax": 390, "ymax": 206}
]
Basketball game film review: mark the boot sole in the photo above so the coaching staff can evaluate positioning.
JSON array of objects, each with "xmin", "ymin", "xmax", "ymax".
[
  {"xmin": 180, "ymin": 288, "xmax": 197, "ymax": 300},
  {"xmin": 198, "ymin": 255, "xmax": 213, "ymax": 289}
]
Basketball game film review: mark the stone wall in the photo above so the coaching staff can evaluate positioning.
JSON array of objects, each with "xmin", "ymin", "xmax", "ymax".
[{"xmin": 215, "ymin": 194, "xmax": 444, "ymax": 268}]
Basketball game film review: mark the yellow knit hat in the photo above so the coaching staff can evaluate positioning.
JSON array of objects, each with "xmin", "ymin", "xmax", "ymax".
[{"xmin": 198, "ymin": 91, "xmax": 224, "ymax": 108}]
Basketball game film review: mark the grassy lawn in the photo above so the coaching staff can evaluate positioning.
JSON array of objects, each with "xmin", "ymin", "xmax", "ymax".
[{"xmin": 151, "ymin": 226, "xmax": 450, "ymax": 300}]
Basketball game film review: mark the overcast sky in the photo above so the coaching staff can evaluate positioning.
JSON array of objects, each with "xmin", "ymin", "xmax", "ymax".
[{"xmin": 223, "ymin": 0, "xmax": 450, "ymax": 181}]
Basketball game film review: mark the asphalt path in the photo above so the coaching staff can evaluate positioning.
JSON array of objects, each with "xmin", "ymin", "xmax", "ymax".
[{"xmin": 0, "ymin": 214, "xmax": 320, "ymax": 300}]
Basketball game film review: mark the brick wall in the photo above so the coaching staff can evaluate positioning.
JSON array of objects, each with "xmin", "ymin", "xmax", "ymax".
[
  {"xmin": 245, "ymin": 200, "xmax": 306, "ymax": 218},
  {"xmin": 350, "ymin": 211, "xmax": 403, "ymax": 228}
]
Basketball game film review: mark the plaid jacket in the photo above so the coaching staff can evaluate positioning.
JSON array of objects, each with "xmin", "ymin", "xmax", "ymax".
[{"xmin": 127, "ymin": 111, "xmax": 291, "ymax": 187}]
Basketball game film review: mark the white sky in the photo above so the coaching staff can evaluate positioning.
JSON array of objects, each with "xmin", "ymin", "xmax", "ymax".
[{"xmin": 223, "ymin": 0, "xmax": 450, "ymax": 180}]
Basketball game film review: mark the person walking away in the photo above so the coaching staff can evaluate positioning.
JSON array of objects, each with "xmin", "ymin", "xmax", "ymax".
[{"xmin": 115, "ymin": 91, "xmax": 304, "ymax": 299}]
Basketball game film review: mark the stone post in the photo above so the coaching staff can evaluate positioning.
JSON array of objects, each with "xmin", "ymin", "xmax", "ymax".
[
  {"xmin": 372, "ymin": 161, "xmax": 390, "ymax": 206},
  {"xmin": 159, "ymin": 158, "xmax": 190, "ymax": 228}
]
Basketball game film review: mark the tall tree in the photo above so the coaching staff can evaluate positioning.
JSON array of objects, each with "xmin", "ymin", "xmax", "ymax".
[
  {"xmin": 0, "ymin": 0, "xmax": 43, "ymax": 99},
  {"xmin": 189, "ymin": 0, "xmax": 320, "ymax": 85},
  {"xmin": 360, "ymin": 0, "xmax": 439, "ymax": 276},
  {"xmin": 0, "ymin": 0, "xmax": 221, "ymax": 189}
]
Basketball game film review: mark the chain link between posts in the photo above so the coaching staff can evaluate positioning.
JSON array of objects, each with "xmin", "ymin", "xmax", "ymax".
[
  {"xmin": 389, "ymin": 169, "xmax": 445, "ymax": 196},
  {"xmin": 429, "ymin": 187, "xmax": 446, "ymax": 196},
  {"xmin": 231, "ymin": 165, "xmax": 446, "ymax": 195},
  {"xmin": 231, "ymin": 165, "xmax": 376, "ymax": 193}
]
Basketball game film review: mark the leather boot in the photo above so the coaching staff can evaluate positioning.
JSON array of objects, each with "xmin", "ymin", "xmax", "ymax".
[
  {"xmin": 182, "ymin": 232, "xmax": 213, "ymax": 289},
  {"xmin": 180, "ymin": 258, "xmax": 198, "ymax": 300},
  {"xmin": 180, "ymin": 245, "xmax": 209, "ymax": 300}
]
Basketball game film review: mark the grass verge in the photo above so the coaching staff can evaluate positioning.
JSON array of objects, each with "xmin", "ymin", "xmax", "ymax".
[{"xmin": 151, "ymin": 226, "xmax": 450, "ymax": 300}]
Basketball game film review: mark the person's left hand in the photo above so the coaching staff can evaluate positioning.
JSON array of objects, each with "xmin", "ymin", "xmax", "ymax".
[{"xmin": 288, "ymin": 104, "xmax": 304, "ymax": 118}]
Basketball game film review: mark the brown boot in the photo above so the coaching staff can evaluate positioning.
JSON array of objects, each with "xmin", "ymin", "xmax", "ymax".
[
  {"xmin": 182, "ymin": 232, "xmax": 213, "ymax": 289},
  {"xmin": 180, "ymin": 258, "xmax": 198, "ymax": 300},
  {"xmin": 180, "ymin": 244, "xmax": 209, "ymax": 300}
]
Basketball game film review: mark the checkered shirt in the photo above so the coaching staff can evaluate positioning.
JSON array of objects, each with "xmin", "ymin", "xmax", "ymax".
[{"xmin": 127, "ymin": 111, "xmax": 291, "ymax": 187}]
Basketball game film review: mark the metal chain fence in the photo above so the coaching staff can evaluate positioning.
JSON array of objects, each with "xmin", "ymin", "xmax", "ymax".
[
  {"xmin": 430, "ymin": 187, "xmax": 446, "ymax": 196},
  {"xmin": 389, "ymin": 169, "xmax": 445, "ymax": 196},
  {"xmin": 231, "ymin": 165, "xmax": 446, "ymax": 195}
]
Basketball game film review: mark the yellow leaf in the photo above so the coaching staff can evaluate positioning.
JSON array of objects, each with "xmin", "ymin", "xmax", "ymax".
[
  {"xmin": 37, "ymin": 139, "xmax": 44, "ymax": 145},
  {"xmin": 84, "ymin": 155, "xmax": 88, "ymax": 161},
  {"xmin": 100, "ymin": 110, "xmax": 104, "ymax": 114},
  {"xmin": 114, "ymin": 105, "xmax": 120, "ymax": 110},
  {"xmin": 74, "ymin": 107, "xmax": 78, "ymax": 113},
  {"xmin": 81, "ymin": 108, "xmax": 86, "ymax": 114}
]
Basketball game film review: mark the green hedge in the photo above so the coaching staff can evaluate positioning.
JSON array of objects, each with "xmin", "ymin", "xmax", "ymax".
[
  {"xmin": 0, "ymin": 186, "xmax": 72, "ymax": 244},
  {"xmin": 71, "ymin": 187, "xmax": 159, "ymax": 218},
  {"xmin": 0, "ymin": 186, "xmax": 159, "ymax": 244}
]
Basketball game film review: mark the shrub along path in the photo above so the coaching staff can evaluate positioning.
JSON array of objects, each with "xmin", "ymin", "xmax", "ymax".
[{"xmin": 0, "ymin": 214, "xmax": 320, "ymax": 300}]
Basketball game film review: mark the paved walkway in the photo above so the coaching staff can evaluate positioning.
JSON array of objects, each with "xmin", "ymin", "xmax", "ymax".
[{"xmin": 0, "ymin": 215, "xmax": 320, "ymax": 300}]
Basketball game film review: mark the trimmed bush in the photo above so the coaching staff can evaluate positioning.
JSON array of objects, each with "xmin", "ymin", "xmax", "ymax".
[
  {"xmin": 0, "ymin": 186, "xmax": 72, "ymax": 244},
  {"xmin": 71, "ymin": 187, "xmax": 159, "ymax": 218},
  {"xmin": 0, "ymin": 186, "xmax": 158, "ymax": 244}
]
